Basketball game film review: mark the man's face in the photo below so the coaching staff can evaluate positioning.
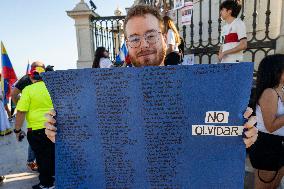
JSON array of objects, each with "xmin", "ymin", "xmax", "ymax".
[
  {"xmin": 125, "ymin": 14, "xmax": 167, "ymax": 67},
  {"xmin": 220, "ymin": 8, "xmax": 231, "ymax": 21}
]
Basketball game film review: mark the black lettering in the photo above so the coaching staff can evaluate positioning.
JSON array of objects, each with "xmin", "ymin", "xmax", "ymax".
[
  {"xmin": 208, "ymin": 126, "xmax": 214, "ymax": 135},
  {"xmin": 195, "ymin": 126, "xmax": 203, "ymax": 135},
  {"xmin": 217, "ymin": 127, "xmax": 223, "ymax": 135},
  {"xmin": 207, "ymin": 113, "xmax": 215, "ymax": 123},
  {"xmin": 216, "ymin": 113, "xmax": 225, "ymax": 122},
  {"xmin": 231, "ymin": 127, "xmax": 239, "ymax": 136},
  {"xmin": 223, "ymin": 127, "xmax": 230, "ymax": 135}
]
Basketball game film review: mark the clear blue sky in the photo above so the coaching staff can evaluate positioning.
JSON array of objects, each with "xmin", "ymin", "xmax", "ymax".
[{"xmin": 0, "ymin": 0, "xmax": 133, "ymax": 77}]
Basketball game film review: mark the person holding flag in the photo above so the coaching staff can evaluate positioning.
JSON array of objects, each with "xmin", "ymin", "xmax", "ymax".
[
  {"xmin": 1, "ymin": 42, "xmax": 17, "ymax": 120},
  {"xmin": 0, "ymin": 73, "xmax": 11, "ymax": 136}
]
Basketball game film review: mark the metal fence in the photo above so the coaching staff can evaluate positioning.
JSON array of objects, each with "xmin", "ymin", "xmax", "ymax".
[
  {"xmin": 92, "ymin": 0, "xmax": 279, "ymax": 69},
  {"xmin": 181, "ymin": 0, "xmax": 278, "ymax": 68},
  {"xmin": 92, "ymin": 16, "xmax": 125, "ymax": 61}
]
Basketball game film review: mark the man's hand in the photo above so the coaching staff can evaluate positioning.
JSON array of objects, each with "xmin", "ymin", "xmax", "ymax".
[
  {"xmin": 44, "ymin": 109, "xmax": 57, "ymax": 143},
  {"xmin": 218, "ymin": 51, "xmax": 226, "ymax": 61},
  {"xmin": 15, "ymin": 130, "xmax": 26, "ymax": 142},
  {"xmin": 243, "ymin": 107, "xmax": 258, "ymax": 148}
]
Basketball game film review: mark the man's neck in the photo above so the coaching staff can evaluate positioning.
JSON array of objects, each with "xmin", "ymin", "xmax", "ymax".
[{"xmin": 225, "ymin": 17, "xmax": 236, "ymax": 24}]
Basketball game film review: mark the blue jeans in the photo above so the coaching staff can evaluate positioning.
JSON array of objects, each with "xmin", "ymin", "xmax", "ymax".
[{"xmin": 27, "ymin": 144, "xmax": 36, "ymax": 162}]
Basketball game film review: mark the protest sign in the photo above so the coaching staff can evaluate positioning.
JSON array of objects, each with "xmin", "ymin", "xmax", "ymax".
[{"xmin": 43, "ymin": 63, "xmax": 254, "ymax": 189}]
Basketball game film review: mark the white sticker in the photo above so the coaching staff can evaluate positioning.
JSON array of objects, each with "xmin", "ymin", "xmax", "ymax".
[
  {"xmin": 192, "ymin": 125, "xmax": 243, "ymax": 136},
  {"xmin": 205, "ymin": 111, "xmax": 229, "ymax": 124}
]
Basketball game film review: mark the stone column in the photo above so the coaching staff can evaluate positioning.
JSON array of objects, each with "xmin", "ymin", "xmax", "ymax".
[
  {"xmin": 67, "ymin": 0, "xmax": 99, "ymax": 68},
  {"xmin": 276, "ymin": 0, "xmax": 284, "ymax": 54}
]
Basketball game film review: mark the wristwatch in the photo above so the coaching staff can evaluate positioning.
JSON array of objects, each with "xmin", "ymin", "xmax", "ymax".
[{"xmin": 13, "ymin": 128, "xmax": 21, "ymax": 133}]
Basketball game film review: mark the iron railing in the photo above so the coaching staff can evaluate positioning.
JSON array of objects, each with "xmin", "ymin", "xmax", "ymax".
[
  {"xmin": 92, "ymin": 16, "xmax": 125, "ymax": 61},
  {"xmin": 182, "ymin": 0, "xmax": 278, "ymax": 67},
  {"xmin": 92, "ymin": 0, "xmax": 279, "ymax": 69}
]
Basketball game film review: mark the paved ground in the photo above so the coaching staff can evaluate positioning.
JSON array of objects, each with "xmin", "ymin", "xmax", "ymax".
[
  {"xmin": 0, "ymin": 121, "xmax": 283, "ymax": 189},
  {"xmin": 0, "ymin": 122, "xmax": 38, "ymax": 189}
]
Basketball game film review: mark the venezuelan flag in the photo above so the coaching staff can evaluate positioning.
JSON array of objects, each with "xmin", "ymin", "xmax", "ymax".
[{"xmin": 1, "ymin": 42, "xmax": 17, "ymax": 105}]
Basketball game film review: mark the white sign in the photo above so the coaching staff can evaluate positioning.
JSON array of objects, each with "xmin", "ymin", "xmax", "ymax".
[
  {"xmin": 181, "ymin": 2, "xmax": 193, "ymax": 25},
  {"xmin": 168, "ymin": 9, "xmax": 177, "ymax": 23},
  {"xmin": 182, "ymin": 54, "xmax": 195, "ymax": 65},
  {"xmin": 192, "ymin": 125, "xmax": 243, "ymax": 136},
  {"xmin": 174, "ymin": 0, "xmax": 184, "ymax": 10},
  {"xmin": 205, "ymin": 111, "xmax": 229, "ymax": 124}
]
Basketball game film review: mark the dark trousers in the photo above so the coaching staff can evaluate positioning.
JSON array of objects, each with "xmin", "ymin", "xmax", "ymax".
[{"xmin": 27, "ymin": 129, "xmax": 55, "ymax": 186}]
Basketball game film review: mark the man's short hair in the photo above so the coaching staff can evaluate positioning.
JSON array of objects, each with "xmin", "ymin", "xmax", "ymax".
[
  {"xmin": 220, "ymin": 0, "xmax": 242, "ymax": 18},
  {"xmin": 31, "ymin": 61, "xmax": 45, "ymax": 69},
  {"xmin": 124, "ymin": 4, "xmax": 165, "ymax": 37}
]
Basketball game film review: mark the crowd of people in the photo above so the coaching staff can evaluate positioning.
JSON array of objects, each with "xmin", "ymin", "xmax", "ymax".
[{"xmin": 0, "ymin": 0, "xmax": 283, "ymax": 188}]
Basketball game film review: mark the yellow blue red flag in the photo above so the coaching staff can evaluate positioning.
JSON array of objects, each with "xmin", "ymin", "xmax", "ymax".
[{"xmin": 1, "ymin": 42, "xmax": 17, "ymax": 105}]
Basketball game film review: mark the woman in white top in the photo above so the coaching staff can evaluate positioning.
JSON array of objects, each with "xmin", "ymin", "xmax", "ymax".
[
  {"xmin": 163, "ymin": 16, "xmax": 181, "ymax": 66},
  {"xmin": 92, "ymin": 47, "xmax": 113, "ymax": 68},
  {"xmin": 0, "ymin": 74, "xmax": 11, "ymax": 136},
  {"xmin": 249, "ymin": 54, "xmax": 284, "ymax": 189}
]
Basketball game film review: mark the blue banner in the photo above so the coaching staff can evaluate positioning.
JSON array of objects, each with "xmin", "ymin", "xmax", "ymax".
[{"xmin": 43, "ymin": 63, "xmax": 254, "ymax": 189}]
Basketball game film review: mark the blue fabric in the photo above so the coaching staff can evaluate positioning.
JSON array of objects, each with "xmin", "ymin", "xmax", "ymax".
[{"xmin": 43, "ymin": 63, "xmax": 254, "ymax": 189}]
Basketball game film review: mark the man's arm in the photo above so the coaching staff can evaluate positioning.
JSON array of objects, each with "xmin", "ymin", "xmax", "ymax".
[
  {"xmin": 15, "ymin": 111, "xmax": 26, "ymax": 131},
  {"xmin": 218, "ymin": 46, "xmax": 223, "ymax": 61},
  {"xmin": 14, "ymin": 111, "xmax": 26, "ymax": 141},
  {"xmin": 11, "ymin": 88, "xmax": 21, "ymax": 104},
  {"xmin": 222, "ymin": 38, "xmax": 247, "ymax": 56}
]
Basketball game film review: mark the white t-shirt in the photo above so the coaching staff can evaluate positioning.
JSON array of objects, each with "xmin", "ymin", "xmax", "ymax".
[
  {"xmin": 256, "ymin": 99, "xmax": 284, "ymax": 136},
  {"xmin": 99, "ymin": 58, "xmax": 113, "ymax": 68},
  {"xmin": 167, "ymin": 29, "xmax": 179, "ymax": 52},
  {"xmin": 221, "ymin": 18, "xmax": 247, "ymax": 63}
]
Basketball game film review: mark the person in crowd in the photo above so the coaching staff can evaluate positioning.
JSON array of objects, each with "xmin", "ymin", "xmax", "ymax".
[
  {"xmin": 3, "ymin": 101, "xmax": 12, "ymax": 122},
  {"xmin": 249, "ymin": 54, "xmax": 284, "ymax": 189},
  {"xmin": 45, "ymin": 65, "xmax": 54, "ymax": 72},
  {"xmin": 45, "ymin": 4, "xmax": 258, "ymax": 150},
  {"xmin": 0, "ymin": 176, "xmax": 5, "ymax": 184},
  {"xmin": 163, "ymin": 15, "xmax": 182, "ymax": 66},
  {"xmin": 92, "ymin": 47, "xmax": 113, "ymax": 68},
  {"xmin": 218, "ymin": 0, "xmax": 247, "ymax": 63},
  {"xmin": 15, "ymin": 62, "xmax": 55, "ymax": 189},
  {"xmin": 178, "ymin": 36, "xmax": 185, "ymax": 62},
  {"xmin": 0, "ymin": 73, "xmax": 11, "ymax": 136},
  {"xmin": 11, "ymin": 62, "xmax": 43, "ymax": 171}
]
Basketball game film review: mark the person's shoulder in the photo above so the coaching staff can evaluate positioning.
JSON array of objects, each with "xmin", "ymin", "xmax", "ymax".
[
  {"xmin": 25, "ymin": 81, "xmax": 45, "ymax": 91},
  {"xmin": 20, "ymin": 75, "xmax": 30, "ymax": 81},
  {"xmin": 16, "ymin": 75, "xmax": 31, "ymax": 86},
  {"xmin": 235, "ymin": 18, "xmax": 245, "ymax": 26},
  {"xmin": 100, "ymin": 58, "xmax": 111, "ymax": 63},
  {"xmin": 261, "ymin": 88, "xmax": 278, "ymax": 99}
]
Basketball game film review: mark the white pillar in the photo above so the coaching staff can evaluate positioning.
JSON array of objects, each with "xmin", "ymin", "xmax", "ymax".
[
  {"xmin": 67, "ymin": 0, "xmax": 99, "ymax": 68},
  {"xmin": 276, "ymin": 0, "xmax": 284, "ymax": 54}
]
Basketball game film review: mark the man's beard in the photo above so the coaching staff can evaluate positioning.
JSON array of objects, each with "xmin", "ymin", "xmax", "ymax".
[{"xmin": 130, "ymin": 45, "xmax": 166, "ymax": 67}]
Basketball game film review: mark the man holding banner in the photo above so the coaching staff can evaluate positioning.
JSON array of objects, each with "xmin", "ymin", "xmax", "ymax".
[{"xmin": 45, "ymin": 4, "xmax": 257, "ymax": 148}]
